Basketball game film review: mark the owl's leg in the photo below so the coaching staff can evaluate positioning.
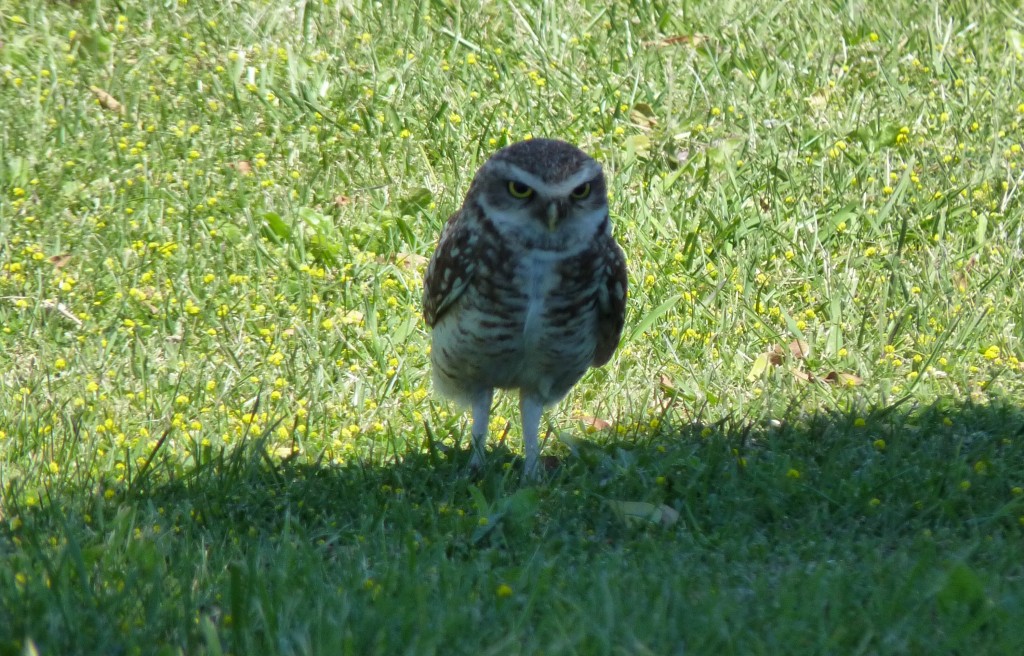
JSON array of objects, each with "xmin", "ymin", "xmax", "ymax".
[
  {"xmin": 519, "ymin": 393, "xmax": 544, "ymax": 480},
  {"xmin": 468, "ymin": 388, "xmax": 493, "ymax": 469}
]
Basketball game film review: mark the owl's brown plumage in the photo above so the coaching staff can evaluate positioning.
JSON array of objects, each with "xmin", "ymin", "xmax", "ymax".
[{"xmin": 422, "ymin": 139, "xmax": 627, "ymax": 479}]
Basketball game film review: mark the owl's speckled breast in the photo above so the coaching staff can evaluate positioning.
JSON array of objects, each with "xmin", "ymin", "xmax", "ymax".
[{"xmin": 429, "ymin": 241, "xmax": 602, "ymax": 408}]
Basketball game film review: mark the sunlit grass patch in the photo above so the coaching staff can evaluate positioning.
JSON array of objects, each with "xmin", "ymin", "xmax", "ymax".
[{"xmin": 1, "ymin": 0, "xmax": 1024, "ymax": 653}]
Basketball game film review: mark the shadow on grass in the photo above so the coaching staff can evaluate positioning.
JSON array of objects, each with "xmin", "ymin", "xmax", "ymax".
[{"xmin": 4, "ymin": 398, "xmax": 1024, "ymax": 655}]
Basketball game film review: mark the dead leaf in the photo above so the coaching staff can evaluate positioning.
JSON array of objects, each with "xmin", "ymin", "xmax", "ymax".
[
  {"xmin": 606, "ymin": 500, "xmax": 680, "ymax": 528},
  {"xmin": 375, "ymin": 253, "xmax": 428, "ymax": 272},
  {"xmin": 789, "ymin": 367, "xmax": 813, "ymax": 383},
  {"xmin": 38, "ymin": 299, "xmax": 83, "ymax": 327},
  {"xmin": 805, "ymin": 87, "xmax": 832, "ymax": 114},
  {"xmin": 89, "ymin": 86, "xmax": 123, "ymax": 113},
  {"xmin": 48, "ymin": 253, "xmax": 72, "ymax": 269},
  {"xmin": 340, "ymin": 309, "xmax": 363, "ymax": 325},
  {"xmin": 541, "ymin": 455, "xmax": 561, "ymax": 472},
  {"xmin": 575, "ymin": 415, "xmax": 613, "ymax": 432},
  {"xmin": 644, "ymin": 34, "xmax": 709, "ymax": 48},
  {"xmin": 953, "ymin": 253, "xmax": 977, "ymax": 292},
  {"xmin": 391, "ymin": 252, "xmax": 428, "ymax": 270},
  {"xmin": 824, "ymin": 371, "xmax": 863, "ymax": 386},
  {"xmin": 630, "ymin": 103, "xmax": 657, "ymax": 130},
  {"xmin": 788, "ymin": 339, "xmax": 810, "ymax": 360},
  {"xmin": 659, "ymin": 374, "xmax": 676, "ymax": 392},
  {"xmin": 273, "ymin": 446, "xmax": 299, "ymax": 460},
  {"xmin": 750, "ymin": 344, "xmax": 809, "ymax": 381},
  {"xmin": 333, "ymin": 194, "xmax": 352, "ymax": 207}
]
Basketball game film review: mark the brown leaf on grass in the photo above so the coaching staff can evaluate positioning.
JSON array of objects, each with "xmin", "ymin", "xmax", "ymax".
[
  {"xmin": 228, "ymin": 161, "xmax": 253, "ymax": 175},
  {"xmin": 824, "ymin": 371, "xmax": 863, "ymax": 386},
  {"xmin": 333, "ymin": 194, "xmax": 352, "ymax": 207},
  {"xmin": 788, "ymin": 339, "xmax": 810, "ymax": 360},
  {"xmin": 541, "ymin": 455, "xmax": 561, "ymax": 472},
  {"xmin": 790, "ymin": 368, "xmax": 814, "ymax": 383},
  {"xmin": 38, "ymin": 299, "xmax": 83, "ymax": 327},
  {"xmin": 805, "ymin": 87, "xmax": 832, "ymax": 114},
  {"xmin": 953, "ymin": 253, "xmax": 977, "ymax": 292},
  {"xmin": 273, "ymin": 446, "xmax": 300, "ymax": 461},
  {"xmin": 659, "ymin": 374, "xmax": 677, "ymax": 392},
  {"xmin": 644, "ymin": 34, "xmax": 709, "ymax": 48},
  {"xmin": 89, "ymin": 86, "xmax": 123, "ymax": 113},
  {"xmin": 575, "ymin": 415, "xmax": 613, "ymax": 432},
  {"xmin": 750, "ymin": 343, "xmax": 811, "ymax": 382},
  {"xmin": 377, "ymin": 252, "xmax": 428, "ymax": 272},
  {"xmin": 606, "ymin": 500, "xmax": 680, "ymax": 528},
  {"xmin": 48, "ymin": 253, "xmax": 72, "ymax": 269},
  {"xmin": 630, "ymin": 103, "xmax": 658, "ymax": 130}
]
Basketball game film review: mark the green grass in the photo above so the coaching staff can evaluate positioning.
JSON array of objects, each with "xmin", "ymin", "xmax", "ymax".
[{"xmin": 2, "ymin": 0, "xmax": 1024, "ymax": 653}]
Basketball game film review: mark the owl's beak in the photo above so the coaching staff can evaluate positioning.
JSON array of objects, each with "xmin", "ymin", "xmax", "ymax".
[{"xmin": 546, "ymin": 200, "xmax": 568, "ymax": 232}]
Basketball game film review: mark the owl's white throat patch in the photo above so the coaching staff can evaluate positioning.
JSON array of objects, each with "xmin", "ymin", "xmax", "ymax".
[{"xmin": 519, "ymin": 248, "xmax": 564, "ymax": 349}]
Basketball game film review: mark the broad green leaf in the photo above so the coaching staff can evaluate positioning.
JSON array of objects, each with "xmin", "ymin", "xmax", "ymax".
[
  {"xmin": 309, "ymin": 235, "xmax": 340, "ymax": 266},
  {"xmin": 849, "ymin": 123, "xmax": 900, "ymax": 153},
  {"xmin": 705, "ymin": 136, "xmax": 745, "ymax": 171},
  {"xmin": 397, "ymin": 188, "xmax": 433, "ymax": 217},
  {"xmin": 218, "ymin": 224, "xmax": 243, "ymax": 244},
  {"xmin": 974, "ymin": 212, "xmax": 987, "ymax": 247},
  {"xmin": 746, "ymin": 351, "xmax": 772, "ymax": 381},
  {"xmin": 628, "ymin": 295, "xmax": 682, "ymax": 343},
  {"xmin": 262, "ymin": 212, "xmax": 291, "ymax": 239},
  {"xmin": 827, "ymin": 294, "xmax": 843, "ymax": 357},
  {"xmin": 937, "ymin": 563, "xmax": 986, "ymax": 614},
  {"xmin": 623, "ymin": 134, "xmax": 651, "ymax": 161},
  {"xmin": 296, "ymin": 207, "xmax": 332, "ymax": 235},
  {"xmin": 1007, "ymin": 29, "xmax": 1024, "ymax": 56}
]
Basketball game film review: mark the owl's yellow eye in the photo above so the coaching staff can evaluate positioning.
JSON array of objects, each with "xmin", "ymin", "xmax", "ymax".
[
  {"xmin": 507, "ymin": 180, "xmax": 534, "ymax": 198},
  {"xmin": 570, "ymin": 182, "xmax": 592, "ymax": 200}
]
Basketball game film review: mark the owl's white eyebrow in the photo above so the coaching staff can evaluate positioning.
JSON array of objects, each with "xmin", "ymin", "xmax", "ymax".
[{"xmin": 489, "ymin": 161, "xmax": 601, "ymax": 197}]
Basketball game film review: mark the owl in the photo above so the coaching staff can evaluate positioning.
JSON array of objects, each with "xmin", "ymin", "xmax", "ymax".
[{"xmin": 422, "ymin": 138, "xmax": 628, "ymax": 479}]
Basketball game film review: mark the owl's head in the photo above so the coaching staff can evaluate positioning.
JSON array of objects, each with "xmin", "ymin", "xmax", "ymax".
[{"xmin": 468, "ymin": 139, "xmax": 609, "ymax": 250}]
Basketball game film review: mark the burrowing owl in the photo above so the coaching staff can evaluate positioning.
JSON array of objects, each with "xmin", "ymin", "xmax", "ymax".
[{"xmin": 422, "ymin": 139, "xmax": 628, "ymax": 479}]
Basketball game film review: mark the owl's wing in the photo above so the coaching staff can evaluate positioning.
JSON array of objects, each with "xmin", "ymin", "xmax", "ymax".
[
  {"xmin": 592, "ymin": 239, "xmax": 628, "ymax": 367},
  {"xmin": 422, "ymin": 212, "xmax": 476, "ymax": 327}
]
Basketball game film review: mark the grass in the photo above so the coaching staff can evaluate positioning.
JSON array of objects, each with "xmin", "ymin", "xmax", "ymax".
[{"xmin": 1, "ymin": 0, "xmax": 1024, "ymax": 653}]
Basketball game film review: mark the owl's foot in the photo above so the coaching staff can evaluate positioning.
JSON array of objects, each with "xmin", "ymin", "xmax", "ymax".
[
  {"xmin": 468, "ymin": 447, "xmax": 486, "ymax": 471},
  {"xmin": 520, "ymin": 394, "xmax": 544, "ymax": 483}
]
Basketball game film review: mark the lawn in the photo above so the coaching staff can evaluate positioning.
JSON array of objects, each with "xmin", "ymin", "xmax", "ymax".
[{"xmin": 2, "ymin": 0, "xmax": 1024, "ymax": 653}]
